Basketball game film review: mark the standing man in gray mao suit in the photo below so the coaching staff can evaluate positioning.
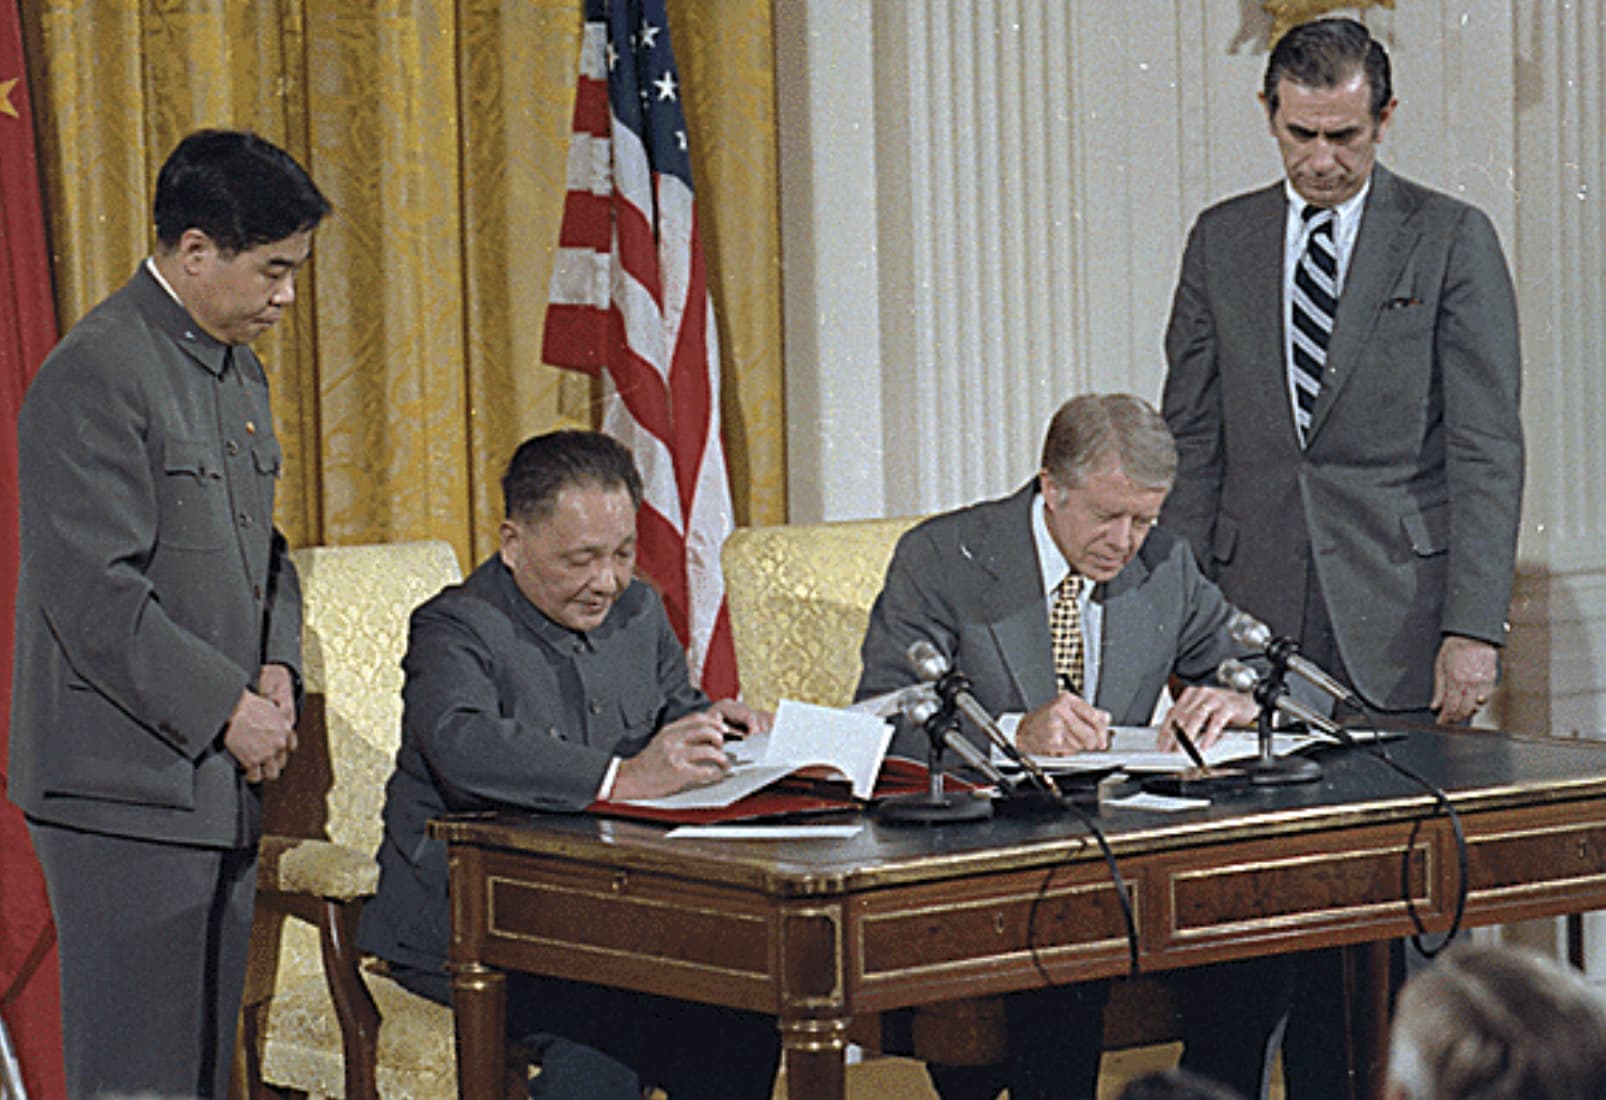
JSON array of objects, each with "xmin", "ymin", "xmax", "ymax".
[
  {"xmin": 9, "ymin": 130, "xmax": 328, "ymax": 1099},
  {"xmin": 1158, "ymin": 18, "xmax": 1524, "ymax": 1098},
  {"xmin": 1160, "ymin": 17, "xmax": 1523, "ymax": 728}
]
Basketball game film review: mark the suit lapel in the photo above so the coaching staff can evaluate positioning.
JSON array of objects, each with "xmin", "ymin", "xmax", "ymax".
[
  {"xmin": 1234, "ymin": 186, "xmax": 1305, "ymax": 453},
  {"xmin": 1091, "ymin": 553, "xmax": 1154, "ymax": 721},
  {"xmin": 1308, "ymin": 165, "xmax": 1419, "ymax": 443},
  {"xmin": 964, "ymin": 486, "xmax": 1057, "ymax": 710}
]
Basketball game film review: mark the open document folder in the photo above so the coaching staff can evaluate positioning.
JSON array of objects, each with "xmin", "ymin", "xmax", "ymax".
[{"xmin": 612, "ymin": 699, "xmax": 894, "ymax": 811}]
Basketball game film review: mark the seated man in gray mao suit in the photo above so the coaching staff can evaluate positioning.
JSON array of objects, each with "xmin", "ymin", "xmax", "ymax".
[
  {"xmin": 857, "ymin": 393, "xmax": 1285, "ymax": 1100},
  {"xmin": 358, "ymin": 430, "xmax": 780, "ymax": 1100}
]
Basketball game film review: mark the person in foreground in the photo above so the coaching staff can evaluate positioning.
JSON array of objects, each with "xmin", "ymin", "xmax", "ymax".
[
  {"xmin": 9, "ymin": 129, "xmax": 327, "ymax": 1098},
  {"xmin": 357, "ymin": 430, "xmax": 780, "ymax": 1099},
  {"xmin": 1119, "ymin": 1069, "xmax": 1249, "ymax": 1100},
  {"xmin": 855, "ymin": 393, "xmax": 1284, "ymax": 1100},
  {"xmin": 1160, "ymin": 16, "xmax": 1523, "ymax": 729},
  {"xmin": 1385, "ymin": 943, "xmax": 1606, "ymax": 1100}
]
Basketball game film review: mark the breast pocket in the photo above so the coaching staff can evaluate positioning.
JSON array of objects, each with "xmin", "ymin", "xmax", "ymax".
[
  {"xmin": 252, "ymin": 437, "xmax": 283, "ymax": 479},
  {"xmin": 158, "ymin": 438, "xmax": 230, "ymax": 551},
  {"xmin": 611, "ymin": 684, "xmax": 664, "ymax": 756}
]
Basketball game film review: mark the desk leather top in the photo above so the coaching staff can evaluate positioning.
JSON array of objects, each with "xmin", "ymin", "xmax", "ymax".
[{"xmin": 430, "ymin": 728, "xmax": 1606, "ymax": 895}]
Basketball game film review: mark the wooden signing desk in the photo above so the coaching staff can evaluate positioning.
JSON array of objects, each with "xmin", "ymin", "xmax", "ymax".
[{"xmin": 430, "ymin": 730, "xmax": 1606, "ymax": 1099}]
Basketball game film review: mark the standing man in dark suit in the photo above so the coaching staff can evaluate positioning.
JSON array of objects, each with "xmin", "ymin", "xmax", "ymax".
[
  {"xmin": 857, "ymin": 394, "xmax": 1285, "ymax": 1100},
  {"xmin": 1159, "ymin": 18, "xmax": 1524, "ymax": 1097},
  {"xmin": 9, "ymin": 130, "xmax": 328, "ymax": 1099},
  {"xmin": 359, "ymin": 430, "xmax": 781, "ymax": 1099},
  {"xmin": 1160, "ymin": 17, "xmax": 1523, "ymax": 727}
]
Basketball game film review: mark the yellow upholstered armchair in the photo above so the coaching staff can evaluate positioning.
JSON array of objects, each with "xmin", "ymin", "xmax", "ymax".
[
  {"xmin": 243, "ymin": 540, "xmax": 493, "ymax": 1100},
  {"xmin": 721, "ymin": 516, "xmax": 922, "ymax": 713}
]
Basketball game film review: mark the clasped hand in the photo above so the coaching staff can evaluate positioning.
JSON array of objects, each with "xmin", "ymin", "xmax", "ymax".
[{"xmin": 224, "ymin": 663, "xmax": 298, "ymax": 783}]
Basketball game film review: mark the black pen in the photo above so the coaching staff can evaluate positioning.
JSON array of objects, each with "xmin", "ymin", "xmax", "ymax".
[
  {"xmin": 1171, "ymin": 723, "xmax": 1210, "ymax": 773},
  {"xmin": 721, "ymin": 717, "xmax": 748, "ymax": 742}
]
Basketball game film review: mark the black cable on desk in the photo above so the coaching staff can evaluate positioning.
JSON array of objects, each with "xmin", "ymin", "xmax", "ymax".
[
  {"xmin": 1321, "ymin": 717, "xmax": 1469, "ymax": 958},
  {"xmin": 1023, "ymin": 790, "xmax": 1140, "ymax": 982}
]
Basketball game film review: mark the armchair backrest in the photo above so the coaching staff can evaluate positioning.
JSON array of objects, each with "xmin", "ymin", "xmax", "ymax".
[
  {"xmin": 273, "ymin": 540, "xmax": 464, "ymax": 853},
  {"xmin": 251, "ymin": 540, "xmax": 462, "ymax": 999},
  {"xmin": 721, "ymin": 516, "xmax": 922, "ymax": 712}
]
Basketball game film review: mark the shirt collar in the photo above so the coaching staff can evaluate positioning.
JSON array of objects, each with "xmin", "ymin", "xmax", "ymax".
[
  {"xmin": 1030, "ymin": 492, "xmax": 1082, "ymax": 601},
  {"xmin": 1283, "ymin": 174, "xmax": 1370, "ymax": 233}
]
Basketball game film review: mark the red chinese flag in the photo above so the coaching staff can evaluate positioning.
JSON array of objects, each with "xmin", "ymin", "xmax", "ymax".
[{"xmin": 0, "ymin": 2, "xmax": 63, "ymax": 1096}]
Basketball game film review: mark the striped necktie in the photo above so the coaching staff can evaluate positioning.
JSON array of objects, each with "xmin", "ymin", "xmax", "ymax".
[
  {"xmin": 1050, "ymin": 574, "xmax": 1085, "ymax": 696},
  {"xmin": 1290, "ymin": 204, "xmax": 1337, "ymax": 446}
]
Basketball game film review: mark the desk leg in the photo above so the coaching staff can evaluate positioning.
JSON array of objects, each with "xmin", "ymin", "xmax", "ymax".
[
  {"xmin": 780, "ymin": 1017, "xmax": 848, "ymax": 1100},
  {"xmin": 1348, "ymin": 941, "xmax": 1394, "ymax": 1100},
  {"xmin": 452, "ymin": 962, "xmax": 507, "ymax": 1100}
]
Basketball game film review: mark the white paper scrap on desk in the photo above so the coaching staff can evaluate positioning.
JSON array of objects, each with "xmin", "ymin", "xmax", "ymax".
[
  {"xmin": 1108, "ymin": 792, "xmax": 1212, "ymax": 813},
  {"xmin": 1025, "ymin": 728, "xmax": 1323, "ymax": 774},
  {"xmin": 616, "ymin": 699, "xmax": 893, "ymax": 810},
  {"xmin": 665, "ymin": 823, "xmax": 865, "ymax": 840}
]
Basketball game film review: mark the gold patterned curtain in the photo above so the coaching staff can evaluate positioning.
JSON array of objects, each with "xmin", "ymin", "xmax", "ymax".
[{"xmin": 17, "ymin": 0, "xmax": 784, "ymax": 569}]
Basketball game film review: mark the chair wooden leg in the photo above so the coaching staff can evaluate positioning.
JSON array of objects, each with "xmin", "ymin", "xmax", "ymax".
[
  {"xmin": 318, "ymin": 899, "xmax": 381, "ymax": 1100},
  {"xmin": 239, "ymin": 1001, "xmax": 288, "ymax": 1100}
]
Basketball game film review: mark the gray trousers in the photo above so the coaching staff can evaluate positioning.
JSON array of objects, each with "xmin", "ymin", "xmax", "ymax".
[{"xmin": 28, "ymin": 820, "xmax": 256, "ymax": 1100}]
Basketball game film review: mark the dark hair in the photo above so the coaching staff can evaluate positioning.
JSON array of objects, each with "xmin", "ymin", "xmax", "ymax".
[
  {"xmin": 153, "ymin": 129, "xmax": 331, "ymax": 254},
  {"xmin": 1263, "ymin": 17, "xmax": 1392, "ymax": 122},
  {"xmin": 501, "ymin": 430, "xmax": 644, "ymax": 524},
  {"xmin": 1117, "ymin": 1069, "xmax": 1247, "ymax": 1100},
  {"xmin": 1041, "ymin": 393, "xmax": 1176, "ymax": 490}
]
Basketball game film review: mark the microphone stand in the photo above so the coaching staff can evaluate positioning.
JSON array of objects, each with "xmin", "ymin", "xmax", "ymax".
[
  {"xmin": 1245, "ymin": 661, "xmax": 1323, "ymax": 787},
  {"xmin": 877, "ymin": 688, "xmax": 994, "ymax": 825}
]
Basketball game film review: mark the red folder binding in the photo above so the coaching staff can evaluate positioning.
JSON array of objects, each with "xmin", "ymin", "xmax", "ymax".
[{"xmin": 588, "ymin": 756, "xmax": 982, "ymax": 826}]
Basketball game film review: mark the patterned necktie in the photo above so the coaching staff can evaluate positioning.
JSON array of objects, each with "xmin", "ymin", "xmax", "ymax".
[
  {"xmin": 1050, "ymin": 574, "xmax": 1085, "ymax": 696},
  {"xmin": 1290, "ymin": 204, "xmax": 1337, "ymax": 446}
]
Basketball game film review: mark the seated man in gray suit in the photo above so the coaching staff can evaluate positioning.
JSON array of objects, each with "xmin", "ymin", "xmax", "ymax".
[
  {"xmin": 857, "ymin": 393, "xmax": 1283, "ymax": 1100},
  {"xmin": 357, "ymin": 430, "xmax": 780, "ymax": 1100}
]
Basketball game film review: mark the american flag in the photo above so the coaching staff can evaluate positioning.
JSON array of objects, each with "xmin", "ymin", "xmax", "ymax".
[{"xmin": 543, "ymin": 0, "xmax": 739, "ymax": 697}]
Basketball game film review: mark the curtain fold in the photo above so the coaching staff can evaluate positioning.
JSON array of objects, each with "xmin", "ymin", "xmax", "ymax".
[{"xmin": 20, "ymin": 0, "xmax": 783, "ymax": 568}]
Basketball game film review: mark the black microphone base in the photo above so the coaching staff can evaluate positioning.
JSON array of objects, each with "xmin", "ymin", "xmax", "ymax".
[
  {"xmin": 877, "ymin": 791, "xmax": 994, "ymax": 825},
  {"xmin": 1246, "ymin": 755, "xmax": 1322, "ymax": 786}
]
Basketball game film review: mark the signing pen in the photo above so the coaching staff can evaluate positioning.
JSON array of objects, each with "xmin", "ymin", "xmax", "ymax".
[{"xmin": 1170, "ymin": 723, "xmax": 1210, "ymax": 773}]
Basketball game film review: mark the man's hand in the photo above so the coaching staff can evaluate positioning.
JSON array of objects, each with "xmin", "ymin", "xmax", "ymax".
[
  {"xmin": 223, "ymin": 688, "xmax": 297, "ymax": 783},
  {"xmin": 610, "ymin": 709, "xmax": 736, "ymax": 801},
  {"xmin": 1433, "ymin": 635, "xmax": 1499, "ymax": 725},
  {"xmin": 706, "ymin": 697, "xmax": 773, "ymax": 738},
  {"xmin": 1157, "ymin": 685, "xmax": 1257, "ymax": 752},
  {"xmin": 1016, "ymin": 692, "xmax": 1111, "ymax": 756},
  {"xmin": 259, "ymin": 663, "xmax": 297, "ymax": 724}
]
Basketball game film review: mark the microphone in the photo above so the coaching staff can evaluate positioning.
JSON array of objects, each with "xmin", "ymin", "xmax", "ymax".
[
  {"xmin": 905, "ymin": 640, "xmax": 1062, "ymax": 797},
  {"xmin": 1217, "ymin": 658, "xmax": 1356, "ymax": 747},
  {"xmin": 899, "ymin": 691, "xmax": 1010, "ymax": 786},
  {"xmin": 1227, "ymin": 610, "xmax": 1362, "ymax": 708}
]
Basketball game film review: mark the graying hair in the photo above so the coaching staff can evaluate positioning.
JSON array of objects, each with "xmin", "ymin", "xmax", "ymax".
[
  {"xmin": 1040, "ymin": 394, "xmax": 1176, "ymax": 490},
  {"xmin": 1386, "ymin": 944, "xmax": 1606, "ymax": 1100}
]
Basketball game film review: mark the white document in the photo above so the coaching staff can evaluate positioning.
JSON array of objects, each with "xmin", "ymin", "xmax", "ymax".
[
  {"xmin": 665, "ymin": 823, "xmax": 866, "ymax": 840},
  {"xmin": 1025, "ymin": 728, "xmax": 1323, "ymax": 774},
  {"xmin": 616, "ymin": 699, "xmax": 894, "ymax": 810}
]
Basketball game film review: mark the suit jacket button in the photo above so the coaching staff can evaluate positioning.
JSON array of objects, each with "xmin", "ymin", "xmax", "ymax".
[{"xmin": 588, "ymin": 699, "xmax": 603, "ymax": 715}]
